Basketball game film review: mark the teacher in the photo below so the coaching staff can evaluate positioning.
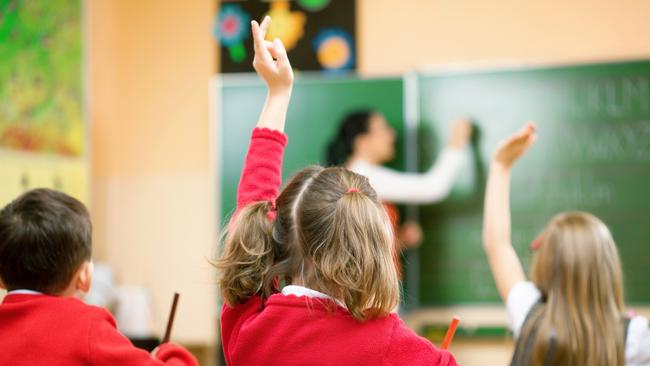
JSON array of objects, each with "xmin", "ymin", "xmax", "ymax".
[{"xmin": 326, "ymin": 110, "xmax": 472, "ymax": 252}]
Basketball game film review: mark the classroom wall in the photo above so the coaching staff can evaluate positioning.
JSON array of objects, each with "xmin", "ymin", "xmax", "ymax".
[
  {"xmin": 358, "ymin": 0, "xmax": 650, "ymax": 74},
  {"xmin": 88, "ymin": 0, "xmax": 217, "ymax": 354}
]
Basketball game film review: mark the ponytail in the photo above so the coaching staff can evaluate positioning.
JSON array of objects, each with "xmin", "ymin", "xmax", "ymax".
[
  {"xmin": 325, "ymin": 110, "xmax": 375, "ymax": 166},
  {"xmin": 297, "ymin": 167, "xmax": 400, "ymax": 320},
  {"xmin": 217, "ymin": 201, "xmax": 276, "ymax": 306}
]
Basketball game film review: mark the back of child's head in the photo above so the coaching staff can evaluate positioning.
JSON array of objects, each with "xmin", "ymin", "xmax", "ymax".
[
  {"xmin": 218, "ymin": 166, "xmax": 399, "ymax": 321},
  {"xmin": 0, "ymin": 188, "xmax": 92, "ymax": 295},
  {"xmin": 518, "ymin": 211, "xmax": 625, "ymax": 365},
  {"xmin": 531, "ymin": 211, "xmax": 623, "ymax": 307}
]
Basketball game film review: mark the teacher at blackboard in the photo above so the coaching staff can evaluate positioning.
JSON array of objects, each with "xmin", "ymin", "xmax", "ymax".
[{"xmin": 326, "ymin": 110, "xmax": 472, "ymax": 258}]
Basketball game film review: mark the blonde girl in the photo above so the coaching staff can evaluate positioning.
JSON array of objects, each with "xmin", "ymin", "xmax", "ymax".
[
  {"xmin": 216, "ymin": 17, "xmax": 456, "ymax": 366},
  {"xmin": 483, "ymin": 123, "xmax": 650, "ymax": 365}
]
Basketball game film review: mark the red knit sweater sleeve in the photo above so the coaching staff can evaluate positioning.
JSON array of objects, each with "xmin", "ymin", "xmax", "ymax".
[
  {"xmin": 155, "ymin": 343, "xmax": 200, "ymax": 366},
  {"xmin": 88, "ymin": 308, "xmax": 198, "ymax": 366},
  {"xmin": 236, "ymin": 127, "xmax": 288, "ymax": 211},
  {"xmin": 220, "ymin": 296, "xmax": 265, "ymax": 366},
  {"xmin": 384, "ymin": 316, "xmax": 457, "ymax": 366}
]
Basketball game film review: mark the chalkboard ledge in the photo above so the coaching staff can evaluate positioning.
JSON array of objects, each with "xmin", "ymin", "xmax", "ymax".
[{"xmin": 403, "ymin": 305, "xmax": 650, "ymax": 342}]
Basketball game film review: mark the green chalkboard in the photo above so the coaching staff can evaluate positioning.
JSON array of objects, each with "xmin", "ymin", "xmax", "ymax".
[
  {"xmin": 416, "ymin": 60, "xmax": 650, "ymax": 304},
  {"xmin": 218, "ymin": 75, "xmax": 404, "ymax": 223}
]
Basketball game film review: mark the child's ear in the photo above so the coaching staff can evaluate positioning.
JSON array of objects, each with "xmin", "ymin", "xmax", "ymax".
[
  {"xmin": 0, "ymin": 278, "xmax": 5, "ymax": 290},
  {"xmin": 75, "ymin": 261, "xmax": 94, "ymax": 294}
]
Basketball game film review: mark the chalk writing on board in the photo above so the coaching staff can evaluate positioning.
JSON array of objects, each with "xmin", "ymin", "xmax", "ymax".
[
  {"xmin": 547, "ymin": 120, "xmax": 650, "ymax": 162},
  {"xmin": 468, "ymin": 260, "xmax": 494, "ymax": 298},
  {"xmin": 581, "ymin": 77, "xmax": 650, "ymax": 118},
  {"xmin": 513, "ymin": 172, "xmax": 615, "ymax": 208}
]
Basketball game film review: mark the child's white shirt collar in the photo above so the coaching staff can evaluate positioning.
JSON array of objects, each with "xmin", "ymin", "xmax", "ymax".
[
  {"xmin": 7, "ymin": 289, "xmax": 42, "ymax": 295},
  {"xmin": 281, "ymin": 285, "xmax": 346, "ymax": 308}
]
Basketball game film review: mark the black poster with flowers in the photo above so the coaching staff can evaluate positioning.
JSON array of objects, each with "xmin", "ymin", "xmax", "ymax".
[{"xmin": 215, "ymin": 0, "xmax": 356, "ymax": 73}]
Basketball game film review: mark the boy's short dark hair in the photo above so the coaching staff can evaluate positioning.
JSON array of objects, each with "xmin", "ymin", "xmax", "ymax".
[{"xmin": 0, "ymin": 188, "xmax": 92, "ymax": 294}]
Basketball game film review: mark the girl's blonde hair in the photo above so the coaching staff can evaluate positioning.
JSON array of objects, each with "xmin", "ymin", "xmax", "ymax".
[
  {"xmin": 217, "ymin": 166, "xmax": 400, "ymax": 321},
  {"xmin": 517, "ymin": 211, "xmax": 625, "ymax": 366}
]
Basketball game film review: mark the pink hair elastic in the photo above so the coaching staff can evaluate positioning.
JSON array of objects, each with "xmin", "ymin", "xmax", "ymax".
[
  {"xmin": 266, "ymin": 211, "xmax": 277, "ymax": 221},
  {"xmin": 347, "ymin": 188, "xmax": 360, "ymax": 193},
  {"xmin": 266, "ymin": 199, "xmax": 277, "ymax": 221},
  {"xmin": 530, "ymin": 235, "xmax": 543, "ymax": 250}
]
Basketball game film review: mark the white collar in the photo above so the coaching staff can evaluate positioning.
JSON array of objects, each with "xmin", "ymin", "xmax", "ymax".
[
  {"xmin": 7, "ymin": 289, "xmax": 42, "ymax": 295},
  {"xmin": 281, "ymin": 285, "xmax": 346, "ymax": 308}
]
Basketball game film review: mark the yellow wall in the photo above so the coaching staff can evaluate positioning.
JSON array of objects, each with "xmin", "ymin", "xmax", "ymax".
[
  {"xmin": 358, "ymin": 0, "xmax": 650, "ymax": 75},
  {"xmin": 88, "ymin": 0, "xmax": 217, "ymax": 350}
]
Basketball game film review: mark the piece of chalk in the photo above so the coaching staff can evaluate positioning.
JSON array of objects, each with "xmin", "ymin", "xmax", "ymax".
[{"xmin": 441, "ymin": 316, "xmax": 460, "ymax": 350}]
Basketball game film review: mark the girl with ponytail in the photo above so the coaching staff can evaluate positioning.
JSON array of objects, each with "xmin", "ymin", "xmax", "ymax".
[
  {"xmin": 216, "ymin": 16, "xmax": 457, "ymax": 366},
  {"xmin": 325, "ymin": 110, "xmax": 472, "ymax": 276}
]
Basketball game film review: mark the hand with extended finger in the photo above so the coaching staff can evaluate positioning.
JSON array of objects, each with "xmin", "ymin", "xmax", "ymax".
[{"xmin": 251, "ymin": 16, "xmax": 293, "ymax": 96}]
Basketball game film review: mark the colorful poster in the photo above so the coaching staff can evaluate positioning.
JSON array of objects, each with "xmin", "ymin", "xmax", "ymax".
[
  {"xmin": 0, "ymin": 0, "xmax": 88, "ymax": 205},
  {"xmin": 0, "ymin": 0, "xmax": 84, "ymax": 157},
  {"xmin": 215, "ymin": 0, "xmax": 356, "ymax": 73}
]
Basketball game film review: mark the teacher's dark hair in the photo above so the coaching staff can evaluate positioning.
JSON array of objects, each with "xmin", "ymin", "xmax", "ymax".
[{"xmin": 325, "ymin": 110, "xmax": 375, "ymax": 166}]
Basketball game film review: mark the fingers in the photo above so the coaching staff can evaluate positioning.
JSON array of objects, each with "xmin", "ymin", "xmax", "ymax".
[
  {"xmin": 252, "ymin": 16, "xmax": 270, "ymax": 41},
  {"xmin": 500, "ymin": 123, "xmax": 535, "ymax": 151},
  {"xmin": 525, "ymin": 131, "xmax": 537, "ymax": 148},
  {"xmin": 454, "ymin": 117, "xmax": 471, "ymax": 126},
  {"xmin": 260, "ymin": 15, "xmax": 271, "ymax": 39},
  {"xmin": 512, "ymin": 121, "xmax": 536, "ymax": 142},
  {"xmin": 273, "ymin": 38, "xmax": 292, "ymax": 72},
  {"xmin": 521, "ymin": 121, "xmax": 537, "ymax": 135},
  {"xmin": 517, "ymin": 122, "xmax": 537, "ymax": 152},
  {"xmin": 263, "ymin": 40, "xmax": 277, "ymax": 58},
  {"xmin": 251, "ymin": 20, "xmax": 261, "ymax": 44},
  {"xmin": 259, "ymin": 15, "xmax": 270, "ymax": 38},
  {"xmin": 251, "ymin": 18, "xmax": 273, "ymax": 63}
]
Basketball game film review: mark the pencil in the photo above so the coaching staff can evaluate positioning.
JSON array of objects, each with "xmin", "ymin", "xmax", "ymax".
[
  {"xmin": 162, "ymin": 292, "xmax": 180, "ymax": 344},
  {"xmin": 441, "ymin": 316, "xmax": 460, "ymax": 350}
]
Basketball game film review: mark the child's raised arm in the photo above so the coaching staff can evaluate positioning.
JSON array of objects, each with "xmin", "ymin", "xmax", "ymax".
[
  {"xmin": 236, "ymin": 16, "xmax": 294, "ymax": 210},
  {"xmin": 482, "ymin": 122, "xmax": 537, "ymax": 301},
  {"xmin": 219, "ymin": 17, "xmax": 294, "ymax": 308}
]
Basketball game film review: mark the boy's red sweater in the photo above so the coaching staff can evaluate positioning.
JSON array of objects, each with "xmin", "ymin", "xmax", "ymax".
[
  {"xmin": 0, "ymin": 294, "xmax": 198, "ymax": 366},
  {"xmin": 221, "ymin": 127, "xmax": 457, "ymax": 366}
]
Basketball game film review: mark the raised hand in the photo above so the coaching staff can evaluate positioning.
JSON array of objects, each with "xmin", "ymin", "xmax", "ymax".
[
  {"xmin": 482, "ymin": 122, "xmax": 537, "ymax": 302},
  {"xmin": 448, "ymin": 117, "xmax": 473, "ymax": 150},
  {"xmin": 493, "ymin": 122, "xmax": 537, "ymax": 168},
  {"xmin": 251, "ymin": 16, "xmax": 293, "ymax": 96}
]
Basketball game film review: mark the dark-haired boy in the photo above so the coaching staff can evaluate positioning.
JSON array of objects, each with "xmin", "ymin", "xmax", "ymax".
[{"xmin": 0, "ymin": 188, "xmax": 197, "ymax": 366}]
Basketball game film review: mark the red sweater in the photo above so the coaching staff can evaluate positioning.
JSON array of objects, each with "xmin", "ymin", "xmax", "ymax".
[
  {"xmin": 221, "ymin": 127, "xmax": 457, "ymax": 366},
  {"xmin": 0, "ymin": 294, "xmax": 198, "ymax": 366}
]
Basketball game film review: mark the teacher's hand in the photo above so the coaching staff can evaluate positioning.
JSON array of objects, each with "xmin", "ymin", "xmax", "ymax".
[
  {"xmin": 399, "ymin": 221, "xmax": 423, "ymax": 248},
  {"xmin": 448, "ymin": 117, "xmax": 473, "ymax": 150}
]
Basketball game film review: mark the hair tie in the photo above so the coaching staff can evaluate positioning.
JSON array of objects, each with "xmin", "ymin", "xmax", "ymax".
[
  {"xmin": 266, "ymin": 199, "xmax": 277, "ymax": 221},
  {"xmin": 347, "ymin": 188, "xmax": 359, "ymax": 194},
  {"xmin": 530, "ymin": 235, "xmax": 543, "ymax": 250}
]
